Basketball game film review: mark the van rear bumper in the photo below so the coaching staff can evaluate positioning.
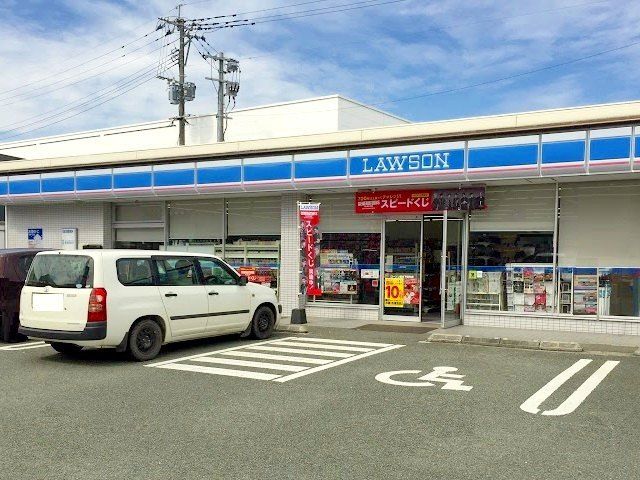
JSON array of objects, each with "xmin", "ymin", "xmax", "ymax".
[{"xmin": 19, "ymin": 322, "xmax": 107, "ymax": 341}]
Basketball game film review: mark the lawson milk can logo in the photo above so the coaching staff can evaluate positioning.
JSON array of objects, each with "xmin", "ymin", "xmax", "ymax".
[{"xmin": 352, "ymin": 149, "xmax": 463, "ymax": 176}]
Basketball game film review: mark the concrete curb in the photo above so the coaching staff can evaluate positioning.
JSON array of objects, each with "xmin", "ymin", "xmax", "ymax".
[
  {"xmin": 276, "ymin": 324, "xmax": 309, "ymax": 334},
  {"xmin": 427, "ymin": 333, "xmax": 585, "ymax": 352}
]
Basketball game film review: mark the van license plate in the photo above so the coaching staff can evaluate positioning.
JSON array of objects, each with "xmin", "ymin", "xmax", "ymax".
[{"xmin": 32, "ymin": 293, "xmax": 64, "ymax": 312}]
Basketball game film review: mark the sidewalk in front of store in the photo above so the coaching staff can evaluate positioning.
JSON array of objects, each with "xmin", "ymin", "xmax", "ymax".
[{"xmin": 277, "ymin": 316, "xmax": 640, "ymax": 355}]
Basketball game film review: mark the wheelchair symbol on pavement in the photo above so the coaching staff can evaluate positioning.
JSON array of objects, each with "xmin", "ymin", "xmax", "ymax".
[{"xmin": 375, "ymin": 367, "xmax": 473, "ymax": 391}]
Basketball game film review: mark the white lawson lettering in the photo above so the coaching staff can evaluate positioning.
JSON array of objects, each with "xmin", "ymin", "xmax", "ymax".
[
  {"xmin": 520, "ymin": 359, "xmax": 619, "ymax": 416},
  {"xmin": 359, "ymin": 151, "xmax": 452, "ymax": 174},
  {"xmin": 375, "ymin": 366, "xmax": 473, "ymax": 391}
]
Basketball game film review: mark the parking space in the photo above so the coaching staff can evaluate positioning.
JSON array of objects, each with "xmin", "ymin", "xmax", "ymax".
[
  {"xmin": 146, "ymin": 336, "xmax": 404, "ymax": 382},
  {"xmin": 1, "ymin": 328, "xmax": 638, "ymax": 479},
  {"xmin": 0, "ymin": 340, "xmax": 49, "ymax": 351}
]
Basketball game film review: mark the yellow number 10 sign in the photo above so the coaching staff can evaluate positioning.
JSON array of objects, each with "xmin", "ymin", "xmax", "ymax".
[{"xmin": 384, "ymin": 277, "xmax": 405, "ymax": 308}]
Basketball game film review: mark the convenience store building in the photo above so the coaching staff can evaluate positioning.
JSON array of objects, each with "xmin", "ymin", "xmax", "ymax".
[{"xmin": 2, "ymin": 99, "xmax": 640, "ymax": 335}]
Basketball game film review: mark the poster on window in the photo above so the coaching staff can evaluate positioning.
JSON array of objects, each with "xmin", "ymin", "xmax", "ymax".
[
  {"xmin": 384, "ymin": 276, "xmax": 405, "ymax": 308},
  {"xmin": 299, "ymin": 202, "xmax": 322, "ymax": 296}
]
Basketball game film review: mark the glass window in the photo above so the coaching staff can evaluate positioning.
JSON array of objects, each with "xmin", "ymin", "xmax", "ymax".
[
  {"xmin": 224, "ymin": 235, "xmax": 280, "ymax": 291},
  {"xmin": 16, "ymin": 255, "xmax": 36, "ymax": 278},
  {"xmin": 197, "ymin": 258, "xmax": 239, "ymax": 286},
  {"xmin": 310, "ymin": 233, "xmax": 381, "ymax": 305},
  {"xmin": 26, "ymin": 255, "xmax": 93, "ymax": 288},
  {"xmin": 154, "ymin": 257, "xmax": 199, "ymax": 286},
  {"xmin": 466, "ymin": 232, "xmax": 554, "ymax": 313},
  {"xmin": 598, "ymin": 268, "xmax": 640, "ymax": 317},
  {"xmin": 117, "ymin": 259, "xmax": 154, "ymax": 286}
]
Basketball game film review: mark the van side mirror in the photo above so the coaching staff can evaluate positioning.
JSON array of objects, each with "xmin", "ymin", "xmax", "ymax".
[{"xmin": 238, "ymin": 275, "xmax": 248, "ymax": 286}]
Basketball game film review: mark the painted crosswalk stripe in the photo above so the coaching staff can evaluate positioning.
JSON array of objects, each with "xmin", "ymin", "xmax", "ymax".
[
  {"xmin": 290, "ymin": 337, "xmax": 394, "ymax": 348},
  {"xmin": 192, "ymin": 356, "xmax": 308, "ymax": 372},
  {"xmin": 219, "ymin": 351, "xmax": 333, "ymax": 365},
  {"xmin": 270, "ymin": 340, "xmax": 374, "ymax": 352},
  {"xmin": 0, "ymin": 341, "xmax": 49, "ymax": 351},
  {"xmin": 145, "ymin": 336, "xmax": 405, "ymax": 383},
  {"xmin": 246, "ymin": 345, "xmax": 354, "ymax": 358},
  {"xmin": 157, "ymin": 363, "xmax": 282, "ymax": 380}
]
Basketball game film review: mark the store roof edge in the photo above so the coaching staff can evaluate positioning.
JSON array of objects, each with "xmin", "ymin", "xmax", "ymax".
[{"xmin": 2, "ymin": 100, "xmax": 640, "ymax": 174}]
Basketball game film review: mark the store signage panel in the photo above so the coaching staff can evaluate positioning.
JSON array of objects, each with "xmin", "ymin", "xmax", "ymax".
[
  {"xmin": 9, "ymin": 174, "xmax": 40, "ymax": 196},
  {"xmin": 41, "ymin": 174, "xmax": 75, "ymax": 194},
  {"xmin": 28, "ymin": 228, "xmax": 43, "ymax": 248},
  {"xmin": 355, "ymin": 188, "xmax": 485, "ymax": 214},
  {"xmin": 294, "ymin": 156, "xmax": 347, "ymax": 181},
  {"xmin": 61, "ymin": 228, "xmax": 78, "ymax": 250},
  {"xmin": 75, "ymin": 169, "xmax": 113, "ymax": 194},
  {"xmin": 113, "ymin": 166, "xmax": 153, "ymax": 191},
  {"xmin": 540, "ymin": 132, "xmax": 586, "ymax": 175},
  {"xmin": 196, "ymin": 160, "xmax": 242, "ymax": 188},
  {"xmin": 384, "ymin": 277, "xmax": 405, "ymax": 308},
  {"xmin": 153, "ymin": 163, "xmax": 196, "ymax": 188},
  {"xmin": 298, "ymin": 202, "xmax": 322, "ymax": 296},
  {"xmin": 589, "ymin": 130, "xmax": 632, "ymax": 173},
  {"xmin": 0, "ymin": 177, "xmax": 8, "ymax": 197},
  {"xmin": 349, "ymin": 146, "xmax": 465, "ymax": 177}
]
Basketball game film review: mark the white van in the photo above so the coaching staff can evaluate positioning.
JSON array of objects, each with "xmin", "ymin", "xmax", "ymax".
[{"xmin": 19, "ymin": 250, "xmax": 281, "ymax": 361}]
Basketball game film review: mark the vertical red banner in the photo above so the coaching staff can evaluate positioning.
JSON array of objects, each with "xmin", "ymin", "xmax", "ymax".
[{"xmin": 298, "ymin": 202, "xmax": 322, "ymax": 296}]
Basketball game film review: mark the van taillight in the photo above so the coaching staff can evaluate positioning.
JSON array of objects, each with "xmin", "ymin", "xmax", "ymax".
[{"xmin": 87, "ymin": 288, "xmax": 107, "ymax": 323}]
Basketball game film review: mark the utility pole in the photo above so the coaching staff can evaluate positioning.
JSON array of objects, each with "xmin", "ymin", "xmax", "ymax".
[
  {"xmin": 205, "ymin": 53, "xmax": 240, "ymax": 142},
  {"xmin": 177, "ymin": 13, "xmax": 186, "ymax": 146},
  {"xmin": 158, "ymin": 4, "xmax": 197, "ymax": 147},
  {"xmin": 216, "ymin": 52, "xmax": 225, "ymax": 142}
]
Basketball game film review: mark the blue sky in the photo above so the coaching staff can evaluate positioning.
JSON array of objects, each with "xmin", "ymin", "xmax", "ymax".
[{"xmin": 1, "ymin": 0, "xmax": 639, "ymax": 140}]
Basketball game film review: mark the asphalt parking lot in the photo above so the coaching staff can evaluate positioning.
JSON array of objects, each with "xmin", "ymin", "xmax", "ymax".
[{"xmin": 1, "ymin": 327, "xmax": 638, "ymax": 480}]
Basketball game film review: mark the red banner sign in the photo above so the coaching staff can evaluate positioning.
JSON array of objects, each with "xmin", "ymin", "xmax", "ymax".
[
  {"xmin": 299, "ymin": 202, "xmax": 322, "ymax": 296},
  {"xmin": 355, "ymin": 188, "xmax": 485, "ymax": 214}
]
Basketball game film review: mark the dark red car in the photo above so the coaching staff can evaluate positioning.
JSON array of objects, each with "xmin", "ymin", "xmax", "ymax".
[{"xmin": 0, "ymin": 249, "xmax": 45, "ymax": 342}]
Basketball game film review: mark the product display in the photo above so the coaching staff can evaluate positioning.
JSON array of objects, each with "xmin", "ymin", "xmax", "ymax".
[
  {"xmin": 506, "ymin": 264, "xmax": 553, "ymax": 313},
  {"xmin": 466, "ymin": 270, "xmax": 504, "ymax": 310}
]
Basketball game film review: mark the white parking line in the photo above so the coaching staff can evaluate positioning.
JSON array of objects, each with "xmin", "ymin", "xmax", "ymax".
[
  {"xmin": 520, "ymin": 359, "xmax": 620, "ymax": 416},
  {"xmin": 219, "ymin": 351, "xmax": 332, "ymax": 365},
  {"xmin": 0, "ymin": 341, "xmax": 49, "ymax": 351},
  {"xmin": 145, "ymin": 336, "xmax": 405, "ymax": 383},
  {"xmin": 192, "ymin": 356, "xmax": 308, "ymax": 372},
  {"xmin": 246, "ymin": 345, "xmax": 354, "ymax": 358}
]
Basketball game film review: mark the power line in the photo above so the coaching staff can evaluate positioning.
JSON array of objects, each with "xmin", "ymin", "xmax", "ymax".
[
  {"xmin": 0, "ymin": 37, "xmax": 178, "ymax": 109},
  {"xmin": 0, "ymin": 68, "xmax": 174, "ymax": 142},
  {"xmin": 0, "ymin": 26, "xmax": 161, "ymax": 98},
  {"xmin": 0, "ymin": 48, "xmax": 177, "ymax": 134},
  {"xmin": 0, "ymin": 33, "xmax": 171, "ymax": 103},
  {"xmin": 238, "ymin": 0, "xmax": 610, "ymax": 61},
  {"xmin": 233, "ymin": 36, "xmax": 640, "ymax": 118}
]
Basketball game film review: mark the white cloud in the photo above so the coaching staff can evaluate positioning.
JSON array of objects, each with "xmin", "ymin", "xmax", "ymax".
[{"xmin": 1, "ymin": 0, "xmax": 639, "ymax": 141}]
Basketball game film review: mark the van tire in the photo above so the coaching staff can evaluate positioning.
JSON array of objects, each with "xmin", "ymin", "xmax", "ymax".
[
  {"xmin": 251, "ymin": 306, "xmax": 275, "ymax": 340},
  {"xmin": 50, "ymin": 342, "xmax": 83, "ymax": 355},
  {"xmin": 128, "ymin": 319, "xmax": 163, "ymax": 362}
]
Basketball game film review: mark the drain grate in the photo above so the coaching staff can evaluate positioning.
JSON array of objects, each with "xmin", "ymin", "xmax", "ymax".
[{"xmin": 355, "ymin": 324, "xmax": 440, "ymax": 334}]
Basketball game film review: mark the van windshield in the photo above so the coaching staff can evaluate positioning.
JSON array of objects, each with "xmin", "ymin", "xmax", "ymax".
[{"xmin": 25, "ymin": 255, "xmax": 94, "ymax": 288}]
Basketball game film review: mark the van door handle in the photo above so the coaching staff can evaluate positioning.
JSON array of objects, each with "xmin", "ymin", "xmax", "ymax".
[
  {"xmin": 208, "ymin": 291, "xmax": 219, "ymax": 296},
  {"xmin": 165, "ymin": 293, "xmax": 178, "ymax": 297}
]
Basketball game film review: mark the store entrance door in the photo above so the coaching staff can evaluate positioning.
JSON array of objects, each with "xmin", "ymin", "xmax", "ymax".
[
  {"xmin": 381, "ymin": 214, "xmax": 466, "ymax": 325},
  {"xmin": 382, "ymin": 220, "xmax": 422, "ymax": 321}
]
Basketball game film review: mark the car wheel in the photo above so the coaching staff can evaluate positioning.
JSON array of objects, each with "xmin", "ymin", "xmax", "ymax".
[
  {"xmin": 251, "ymin": 306, "xmax": 275, "ymax": 340},
  {"xmin": 128, "ymin": 319, "xmax": 163, "ymax": 362},
  {"xmin": 50, "ymin": 342, "xmax": 83, "ymax": 355}
]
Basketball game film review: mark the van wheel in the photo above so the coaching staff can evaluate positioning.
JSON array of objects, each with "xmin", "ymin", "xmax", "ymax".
[
  {"xmin": 50, "ymin": 343, "xmax": 83, "ymax": 355},
  {"xmin": 251, "ymin": 306, "xmax": 275, "ymax": 340},
  {"xmin": 128, "ymin": 319, "xmax": 162, "ymax": 362}
]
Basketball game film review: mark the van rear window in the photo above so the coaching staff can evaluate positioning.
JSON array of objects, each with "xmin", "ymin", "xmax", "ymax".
[{"xmin": 26, "ymin": 255, "xmax": 94, "ymax": 288}]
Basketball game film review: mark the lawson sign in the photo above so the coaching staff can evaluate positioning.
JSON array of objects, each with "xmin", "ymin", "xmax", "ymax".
[{"xmin": 349, "ymin": 144, "xmax": 465, "ymax": 178}]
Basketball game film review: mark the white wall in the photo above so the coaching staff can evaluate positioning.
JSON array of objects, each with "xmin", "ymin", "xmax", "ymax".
[
  {"xmin": 337, "ymin": 97, "xmax": 408, "ymax": 130},
  {"xmin": 0, "ymin": 96, "xmax": 407, "ymax": 160},
  {"xmin": 558, "ymin": 180, "xmax": 640, "ymax": 267},
  {"xmin": 6, "ymin": 203, "xmax": 111, "ymax": 249}
]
